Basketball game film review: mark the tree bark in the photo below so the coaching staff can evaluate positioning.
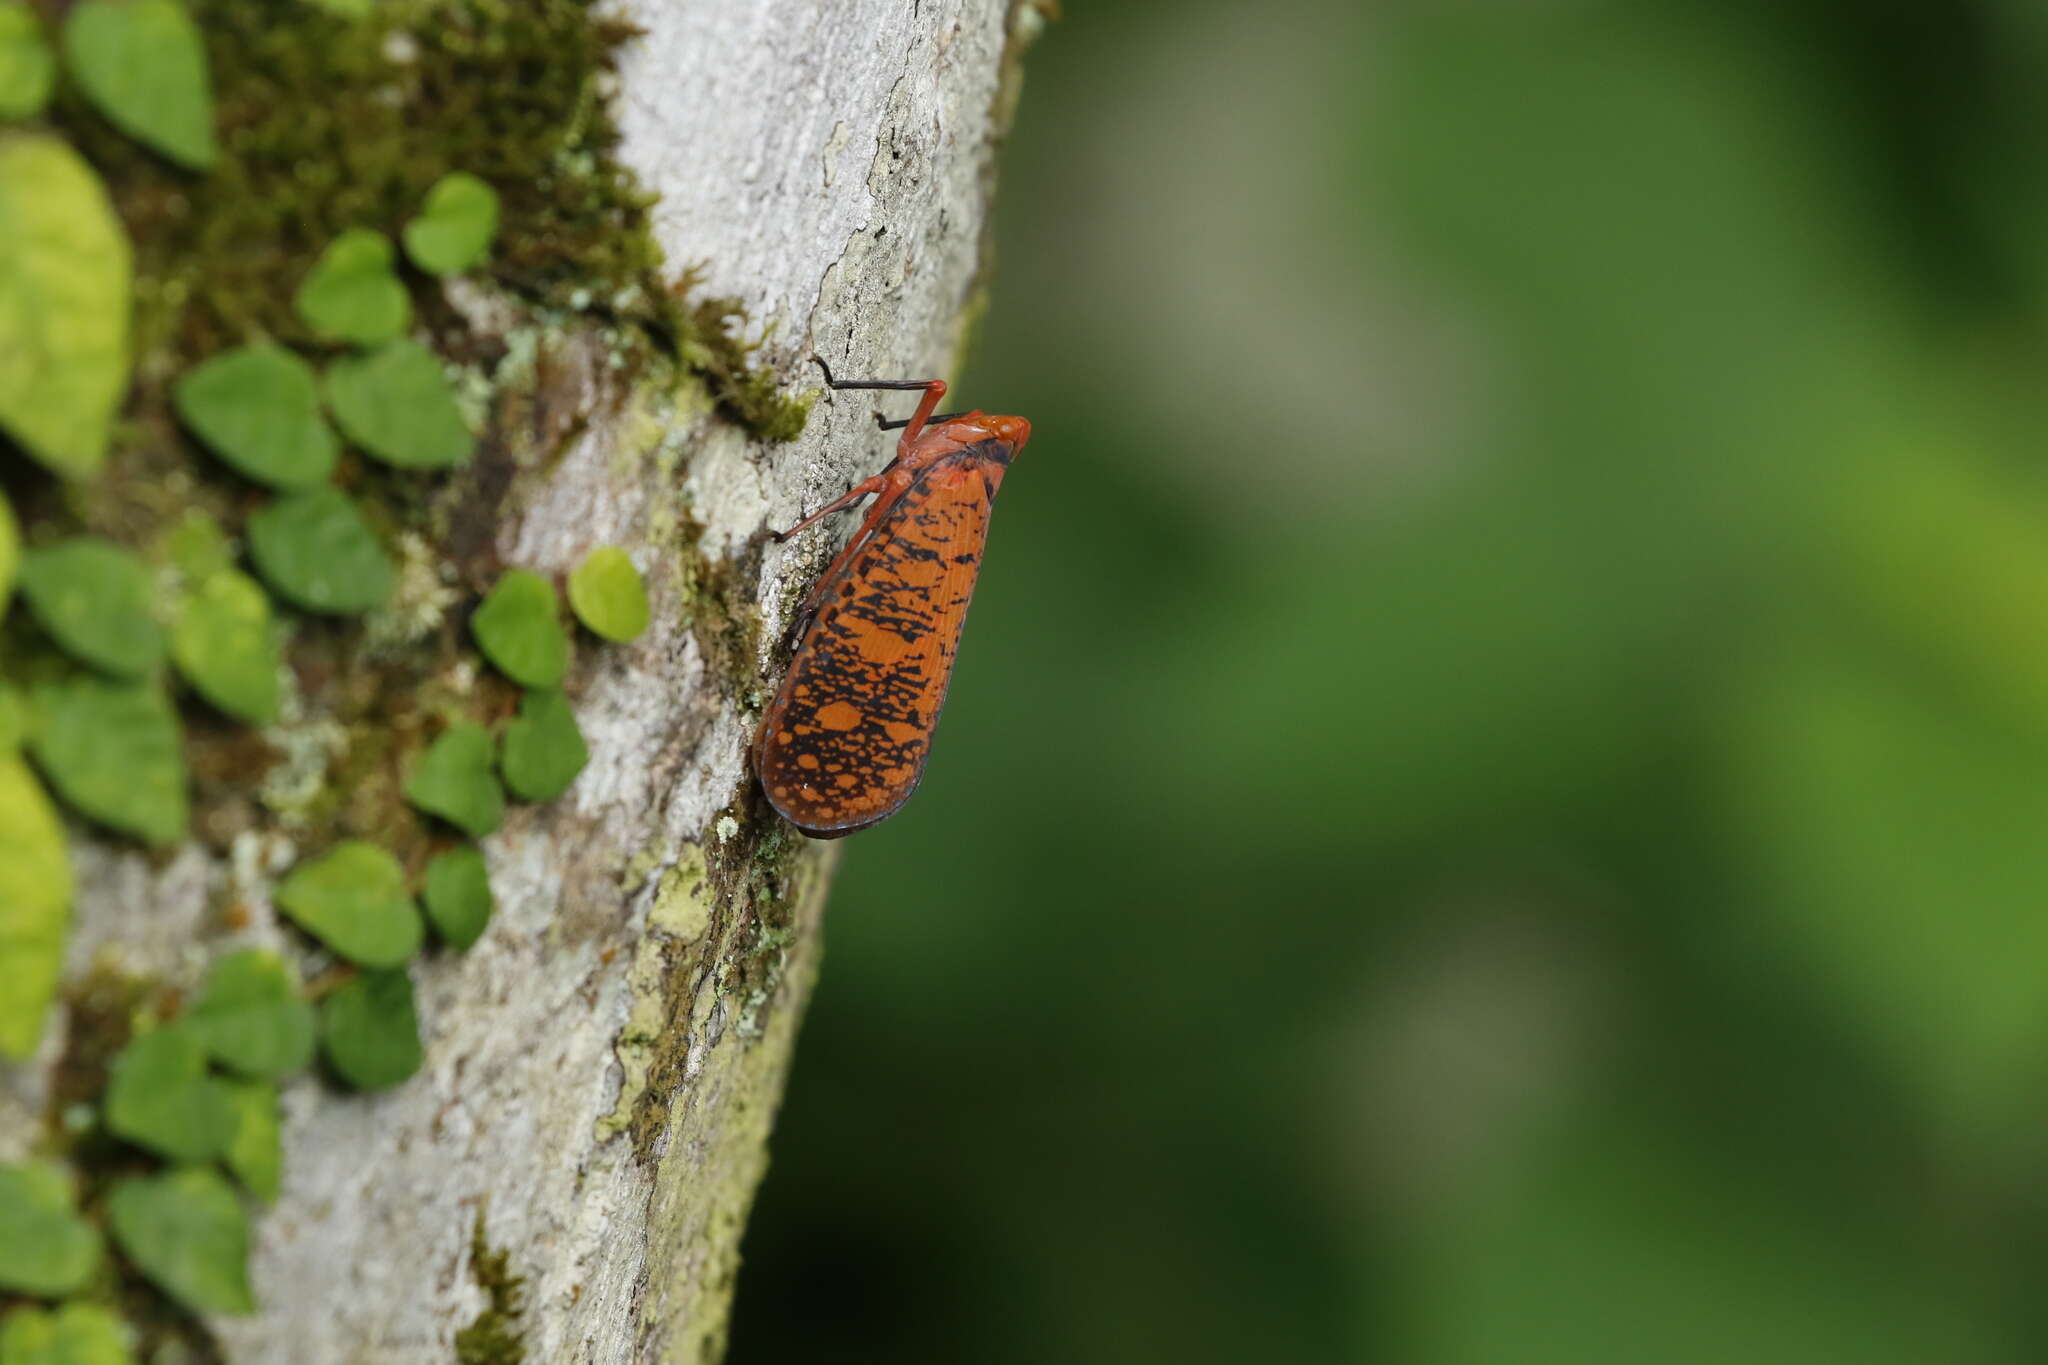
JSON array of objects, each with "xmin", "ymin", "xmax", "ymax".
[{"xmin": 0, "ymin": 1, "xmax": 1038, "ymax": 1359}]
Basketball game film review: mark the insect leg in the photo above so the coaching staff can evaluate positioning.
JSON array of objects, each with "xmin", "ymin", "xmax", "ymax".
[
  {"xmin": 877, "ymin": 411, "xmax": 966, "ymax": 431},
  {"xmin": 810, "ymin": 356, "xmax": 948, "ymax": 445},
  {"xmin": 772, "ymin": 475, "xmax": 888, "ymax": 543}
]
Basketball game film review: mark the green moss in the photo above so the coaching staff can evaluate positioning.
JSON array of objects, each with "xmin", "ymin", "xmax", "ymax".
[
  {"xmin": 668, "ymin": 509, "xmax": 765, "ymax": 703},
  {"xmin": 679, "ymin": 291, "xmax": 812, "ymax": 442},
  {"xmin": 455, "ymin": 1207, "xmax": 527, "ymax": 1364}
]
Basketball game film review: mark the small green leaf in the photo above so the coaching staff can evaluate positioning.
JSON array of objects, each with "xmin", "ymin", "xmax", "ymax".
[
  {"xmin": 275, "ymin": 840, "xmax": 422, "ymax": 967},
  {"xmin": 402, "ymin": 171, "xmax": 499, "ymax": 275},
  {"xmin": 104, "ymin": 1021, "xmax": 236, "ymax": 1161},
  {"xmin": 107, "ymin": 1167, "xmax": 255, "ymax": 1316},
  {"xmin": 0, "ymin": 4, "xmax": 52, "ymax": 124},
  {"xmin": 422, "ymin": 843, "xmax": 491, "ymax": 949},
  {"xmin": 0, "ymin": 759, "xmax": 68, "ymax": 1059},
  {"xmin": 404, "ymin": 723, "xmax": 503, "ymax": 836},
  {"xmin": 567, "ymin": 546, "xmax": 649, "ymax": 642},
  {"xmin": 321, "ymin": 967, "xmax": 422, "ymax": 1090},
  {"xmin": 171, "ymin": 343, "xmax": 338, "ymax": 489},
  {"xmin": 219, "ymin": 1077, "xmax": 281, "ymax": 1202},
  {"xmin": 157, "ymin": 508, "xmax": 231, "ymax": 584},
  {"xmin": 500, "ymin": 689, "xmax": 588, "ymax": 802},
  {"xmin": 324, "ymin": 339, "xmax": 473, "ymax": 470},
  {"xmin": 185, "ymin": 948, "xmax": 314, "ymax": 1079},
  {"xmin": 0, "ymin": 1161, "xmax": 100, "ymax": 1296},
  {"xmin": 27, "ymin": 677, "xmax": 186, "ymax": 847},
  {"xmin": 172, "ymin": 569, "xmax": 281, "ymax": 724},
  {"xmin": 0, "ymin": 1302, "xmax": 134, "ymax": 1365},
  {"xmin": 17, "ymin": 538, "xmax": 164, "ymax": 678},
  {"xmin": 245, "ymin": 487, "xmax": 394, "ymax": 615},
  {"xmin": 293, "ymin": 227, "xmax": 407, "ymax": 345},
  {"xmin": 0, "ymin": 135, "xmax": 131, "ymax": 479},
  {"xmin": 62, "ymin": 0, "xmax": 217, "ymax": 170},
  {"xmin": 472, "ymin": 570, "xmax": 569, "ymax": 687}
]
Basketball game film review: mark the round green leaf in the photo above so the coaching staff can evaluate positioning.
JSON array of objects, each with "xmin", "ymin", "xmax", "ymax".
[
  {"xmin": 17, "ymin": 538, "xmax": 164, "ymax": 678},
  {"xmin": 104, "ymin": 1021, "xmax": 236, "ymax": 1161},
  {"xmin": 0, "ymin": 759, "xmax": 68, "ymax": 1060},
  {"xmin": 185, "ymin": 948, "xmax": 313, "ymax": 1079},
  {"xmin": 171, "ymin": 343, "xmax": 338, "ymax": 489},
  {"xmin": 0, "ymin": 1302, "xmax": 133, "ymax": 1365},
  {"xmin": 274, "ymin": 840, "xmax": 422, "ymax": 967},
  {"xmin": 321, "ymin": 967, "xmax": 421, "ymax": 1090},
  {"xmin": 567, "ymin": 546, "xmax": 648, "ymax": 642},
  {"xmin": 500, "ymin": 688, "xmax": 587, "ymax": 802},
  {"xmin": 219, "ymin": 1077, "xmax": 281, "ymax": 1203},
  {"xmin": 292, "ymin": 227, "xmax": 407, "ymax": 345},
  {"xmin": 404, "ymin": 723, "xmax": 503, "ymax": 836},
  {"xmin": 0, "ymin": 135, "xmax": 131, "ymax": 479},
  {"xmin": 402, "ymin": 171, "xmax": 499, "ymax": 276},
  {"xmin": 107, "ymin": 1168, "xmax": 254, "ymax": 1316},
  {"xmin": 62, "ymin": 0, "xmax": 217, "ymax": 170},
  {"xmin": 422, "ymin": 843, "xmax": 491, "ymax": 949},
  {"xmin": 172, "ymin": 569, "xmax": 281, "ymax": 723},
  {"xmin": 472, "ymin": 570, "xmax": 569, "ymax": 687},
  {"xmin": 0, "ymin": 1161, "xmax": 100, "ymax": 1296},
  {"xmin": 27, "ymin": 677, "xmax": 186, "ymax": 847},
  {"xmin": 324, "ymin": 339, "xmax": 474, "ymax": 470},
  {"xmin": 245, "ymin": 487, "xmax": 394, "ymax": 615},
  {"xmin": 0, "ymin": 4, "xmax": 55, "ymax": 121}
]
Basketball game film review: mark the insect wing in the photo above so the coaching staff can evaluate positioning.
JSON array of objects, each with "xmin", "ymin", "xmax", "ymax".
[{"xmin": 758, "ymin": 454, "xmax": 1005, "ymax": 836}]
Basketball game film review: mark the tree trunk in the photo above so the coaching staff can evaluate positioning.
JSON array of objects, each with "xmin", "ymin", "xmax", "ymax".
[{"xmin": 1, "ymin": 0, "xmax": 1038, "ymax": 1359}]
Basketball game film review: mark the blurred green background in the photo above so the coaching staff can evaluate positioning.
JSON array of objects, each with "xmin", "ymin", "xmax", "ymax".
[{"xmin": 733, "ymin": 0, "xmax": 2048, "ymax": 1360}]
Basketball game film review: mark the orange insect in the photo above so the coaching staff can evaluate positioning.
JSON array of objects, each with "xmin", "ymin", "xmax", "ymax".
[{"xmin": 754, "ymin": 357, "xmax": 1032, "ymax": 837}]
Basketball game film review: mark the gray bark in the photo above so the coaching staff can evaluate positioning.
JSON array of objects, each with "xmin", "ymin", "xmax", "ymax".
[{"xmin": 0, "ymin": 1, "xmax": 1036, "ymax": 1359}]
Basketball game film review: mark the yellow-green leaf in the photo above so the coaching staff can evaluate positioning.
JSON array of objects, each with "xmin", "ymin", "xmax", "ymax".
[
  {"xmin": 567, "ymin": 546, "xmax": 648, "ymax": 642},
  {"xmin": 0, "ymin": 134, "xmax": 132, "ymax": 478},
  {"xmin": 173, "ymin": 568, "xmax": 281, "ymax": 723},
  {"xmin": 0, "ymin": 3, "xmax": 53, "ymax": 122},
  {"xmin": 0, "ymin": 759, "xmax": 68, "ymax": 1059},
  {"xmin": 0, "ymin": 1302, "xmax": 133, "ymax": 1365},
  {"xmin": 220, "ymin": 1077, "xmax": 281, "ymax": 1202}
]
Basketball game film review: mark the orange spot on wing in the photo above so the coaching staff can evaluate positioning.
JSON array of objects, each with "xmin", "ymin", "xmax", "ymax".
[{"xmin": 816, "ymin": 700, "xmax": 863, "ymax": 730}]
